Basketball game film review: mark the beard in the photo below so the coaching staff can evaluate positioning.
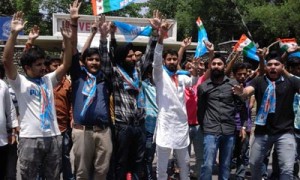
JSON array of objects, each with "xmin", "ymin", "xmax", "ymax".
[
  {"xmin": 211, "ymin": 69, "xmax": 224, "ymax": 78},
  {"xmin": 166, "ymin": 64, "xmax": 177, "ymax": 72}
]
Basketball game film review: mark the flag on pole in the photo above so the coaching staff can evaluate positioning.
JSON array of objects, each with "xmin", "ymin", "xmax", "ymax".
[
  {"xmin": 113, "ymin": 21, "xmax": 152, "ymax": 42},
  {"xmin": 91, "ymin": 0, "xmax": 135, "ymax": 15},
  {"xmin": 194, "ymin": 17, "xmax": 208, "ymax": 58},
  {"xmin": 277, "ymin": 38, "xmax": 298, "ymax": 52},
  {"xmin": 234, "ymin": 34, "xmax": 259, "ymax": 61}
]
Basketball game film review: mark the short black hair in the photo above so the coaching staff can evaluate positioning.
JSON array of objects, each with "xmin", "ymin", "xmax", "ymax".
[
  {"xmin": 81, "ymin": 48, "xmax": 100, "ymax": 64},
  {"xmin": 212, "ymin": 53, "xmax": 226, "ymax": 65},
  {"xmin": 265, "ymin": 51, "xmax": 282, "ymax": 63},
  {"xmin": 44, "ymin": 56, "xmax": 61, "ymax": 67},
  {"xmin": 244, "ymin": 62, "xmax": 253, "ymax": 70},
  {"xmin": 0, "ymin": 63, "xmax": 5, "ymax": 79},
  {"xmin": 232, "ymin": 62, "xmax": 247, "ymax": 75},
  {"xmin": 163, "ymin": 49, "xmax": 178, "ymax": 59},
  {"xmin": 20, "ymin": 45, "xmax": 46, "ymax": 71}
]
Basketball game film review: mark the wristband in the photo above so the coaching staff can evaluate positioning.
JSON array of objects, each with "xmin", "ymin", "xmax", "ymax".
[{"xmin": 71, "ymin": 24, "xmax": 78, "ymax": 28}]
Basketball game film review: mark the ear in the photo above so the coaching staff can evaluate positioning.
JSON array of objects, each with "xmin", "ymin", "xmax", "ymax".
[{"xmin": 24, "ymin": 65, "xmax": 31, "ymax": 72}]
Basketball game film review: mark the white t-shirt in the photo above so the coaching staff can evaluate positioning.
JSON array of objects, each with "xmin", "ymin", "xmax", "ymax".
[
  {"xmin": 0, "ymin": 80, "xmax": 18, "ymax": 146},
  {"xmin": 8, "ymin": 72, "xmax": 61, "ymax": 137}
]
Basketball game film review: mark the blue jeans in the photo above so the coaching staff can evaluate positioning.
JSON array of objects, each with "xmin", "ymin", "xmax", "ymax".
[
  {"xmin": 250, "ymin": 133, "xmax": 296, "ymax": 180},
  {"xmin": 188, "ymin": 125, "xmax": 204, "ymax": 177},
  {"xmin": 200, "ymin": 134, "xmax": 235, "ymax": 180},
  {"xmin": 61, "ymin": 129, "xmax": 75, "ymax": 180}
]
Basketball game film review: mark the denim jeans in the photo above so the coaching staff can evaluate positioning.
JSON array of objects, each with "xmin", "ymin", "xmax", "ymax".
[
  {"xmin": 188, "ymin": 125, "xmax": 204, "ymax": 177},
  {"xmin": 143, "ymin": 131, "xmax": 156, "ymax": 180},
  {"xmin": 250, "ymin": 133, "xmax": 296, "ymax": 180},
  {"xmin": 200, "ymin": 134, "xmax": 235, "ymax": 180},
  {"xmin": 61, "ymin": 129, "xmax": 75, "ymax": 180}
]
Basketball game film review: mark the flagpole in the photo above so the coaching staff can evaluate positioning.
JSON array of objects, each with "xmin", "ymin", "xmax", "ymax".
[{"xmin": 231, "ymin": 0, "xmax": 257, "ymax": 47}]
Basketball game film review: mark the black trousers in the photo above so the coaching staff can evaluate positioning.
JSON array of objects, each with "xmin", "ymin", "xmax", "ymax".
[{"xmin": 114, "ymin": 123, "xmax": 146, "ymax": 180}]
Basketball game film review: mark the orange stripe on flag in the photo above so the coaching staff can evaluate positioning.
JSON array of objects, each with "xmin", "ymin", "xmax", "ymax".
[
  {"xmin": 91, "ymin": 0, "xmax": 98, "ymax": 16},
  {"xmin": 277, "ymin": 38, "xmax": 297, "ymax": 43},
  {"xmin": 234, "ymin": 34, "xmax": 248, "ymax": 51}
]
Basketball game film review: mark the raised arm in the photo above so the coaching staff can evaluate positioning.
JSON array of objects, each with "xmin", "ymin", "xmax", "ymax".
[
  {"xmin": 177, "ymin": 37, "xmax": 192, "ymax": 68},
  {"xmin": 225, "ymin": 49, "xmax": 241, "ymax": 76},
  {"xmin": 3, "ymin": 12, "xmax": 26, "ymax": 80},
  {"xmin": 257, "ymin": 47, "xmax": 267, "ymax": 76},
  {"xmin": 69, "ymin": 0, "xmax": 81, "ymax": 54},
  {"xmin": 98, "ymin": 15, "xmax": 112, "ymax": 76},
  {"xmin": 24, "ymin": 25, "xmax": 39, "ymax": 52},
  {"xmin": 81, "ymin": 18, "xmax": 98, "ymax": 53},
  {"xmin": 55, "ymin": 24, "xmax": 73, "ymax": 82},
  {"xmin": 202, "ymin": 40, "xmax": 214, "ymax": 80}
]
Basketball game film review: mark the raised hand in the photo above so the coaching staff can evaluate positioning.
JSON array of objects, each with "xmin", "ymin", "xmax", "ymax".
[
  {"xmin": 159, "ymin": 21, "xmax": 173, "ymax": 39},
  {"xmin": 28, "ymin": 25, "xmax": 40, "ymax": 41},
  {"xmin": 256, "ymin": 47, "xmax": 268, "ymax": 59},
  {"xmin": 232, "ymin": 84, "xmax": 244, "ymax": 96},
  {"xmin": 204, "ymin": 40, "xmax": 214, "ymax": 52},
  {"xmin": 11, "ymin": 11, "xmax": 26, "ymax": 34},
  {"xmin": 98, "ymin": 15, "xmax": 109, "ymax": 38},
  {"xmin": 109, "ymin": 22, "xmax": 117, "ymax": 35},
  {"xmin": 70, "ymin": 0, "xmax": 81, "ymax": 20},
  {"xmin": 91, "ymin": 17, "xmax": 98, "ymax": 34},
  {"xmin": 60, "ymin": 22, "xmax": 72, "ymax": 40},
  {"xmin": 149, "ymin": 10, "xmax": 162, "ymax": 30},
  {"xmin": 181, "ymin": 37, "xmax": 192, "ymax": 49}
]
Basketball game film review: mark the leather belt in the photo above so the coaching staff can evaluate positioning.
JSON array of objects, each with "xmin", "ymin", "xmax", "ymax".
[{"xmin": 73, "ymin": 123, "xmax": 108, "ymax": 131}]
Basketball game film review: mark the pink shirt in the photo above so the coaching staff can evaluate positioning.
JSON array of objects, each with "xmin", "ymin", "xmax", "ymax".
[{"xmin": 185, "ymin": 75, "xmax": 206, "ymax": 125}]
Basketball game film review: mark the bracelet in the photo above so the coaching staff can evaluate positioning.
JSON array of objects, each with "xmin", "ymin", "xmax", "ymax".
[{"xmin": 71, "ymin": 24, "xmax": 78, "ymax": 28}]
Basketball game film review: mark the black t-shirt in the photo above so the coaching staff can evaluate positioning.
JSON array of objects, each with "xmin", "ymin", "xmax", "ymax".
[{"xmin": 250, "ymin": 75, "xmax": 300, "ymax": 135}]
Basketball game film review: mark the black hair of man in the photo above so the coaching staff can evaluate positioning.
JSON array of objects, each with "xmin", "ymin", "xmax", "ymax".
[
  {"xmin": 232, "ymin": 62, "xmax": 247, "ymax": 75},
  {"xmin": 163, "ymin": 49, "xmax": 178, "ymax": 59},
  {"xmin": 244, "ymin": 62, "xmax": 253, "ymax": 70},
  {"xmin": 44, "ymin": 56, "xmax": 61, "ymax": 67},
  {"xmin": 265, "ymin": 50, "xmax": 282, "ymax": 63},
  {"xmin": 81, "ymin": 48, "xmax": 100, "ymax": 65},
  {"xmin": 20, "ymin": 45, "xmax": 46, "ymax": 71}
]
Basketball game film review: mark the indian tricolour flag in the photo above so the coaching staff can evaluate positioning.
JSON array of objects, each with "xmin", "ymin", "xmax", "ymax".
[
  {"xmin": 194, "ymin": 17, "xmax": 208, "ymax": 58},
  {"xmin": 91, "ymin": 0, "xmax": 135, "ymax": 15},
  {"xmin": 234, "ymin": 34, "xmax": 259, "ymax": 61},
  {"xmin": 277, "ymin": 38, "xmax": 298, "ymax": 52}
]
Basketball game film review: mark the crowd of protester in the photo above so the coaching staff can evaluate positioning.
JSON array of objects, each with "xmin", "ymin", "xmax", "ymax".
[{"xmin": 2, "ymin": 1, "xmax": 300, "ymax": 180}]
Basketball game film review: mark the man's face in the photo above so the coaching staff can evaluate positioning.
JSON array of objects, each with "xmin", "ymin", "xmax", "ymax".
[
  {"xmin": 124, "ymin": 50, "xmax": 137, "ymax": 68},
  {"xmin": 47, "ymin": 59, "xmax": 61, "ymax": 73},
  {"xmin": 265, "ymin": 59, "xmax": 284, "ymax": 80},
  {"xmin": 26, "ymin": 59, "xmax": 46, "ymax": 78},
  {"xmin": 164, "ymin": 54, "xmax": 178, "ymax": 72},
  {"xmin": 211, "ymin": 58, "xmax": 225, "ymax": 78},
  {"xmin": 234, "ymin": 68, "xmax": 247, "ymax": 83},
  {"xmin": 84, "ymin": 54, "xmax": 101, "ymax": 74}
]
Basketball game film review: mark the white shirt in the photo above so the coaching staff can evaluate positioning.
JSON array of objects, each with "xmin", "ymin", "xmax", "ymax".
[
  {"xmin": 153, "ymin": 44, "xmax": 198, "ymax": 149},
  {"xmin": 0, "ymin": 80, "xmax": 18, "ymax": 146},
  {"xmin": 8, "ymin": 72, "xmax": 60, "ymax": 138}
]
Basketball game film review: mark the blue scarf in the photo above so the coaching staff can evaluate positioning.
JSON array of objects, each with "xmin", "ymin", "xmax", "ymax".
[
  {"xmin": 116, "ymin": 65, "xmax": 145, "ymax": 108},
  {"xmin": 255, "ymin": 76, "xmax": 283, "ymax": 125},
  {"xmin": 80, "ymin": 67, "xmax": 97, "ymax": 117},
  {"xmin": 163, "ymin": 66, "xmax": 190, "ymax": 76},
  {"xmin": 27, "ymin": 77, "xmax": 53, "ymax": 131}
]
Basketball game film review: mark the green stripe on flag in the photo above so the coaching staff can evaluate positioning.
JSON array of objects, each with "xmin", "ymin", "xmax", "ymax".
[
  {"xmin": 243, "ymin": 42, "xmax": 255, "ymax": 56},
  {"xmin": 103, "ymin": 0, "xmax": 111, "ymax": 13}
]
